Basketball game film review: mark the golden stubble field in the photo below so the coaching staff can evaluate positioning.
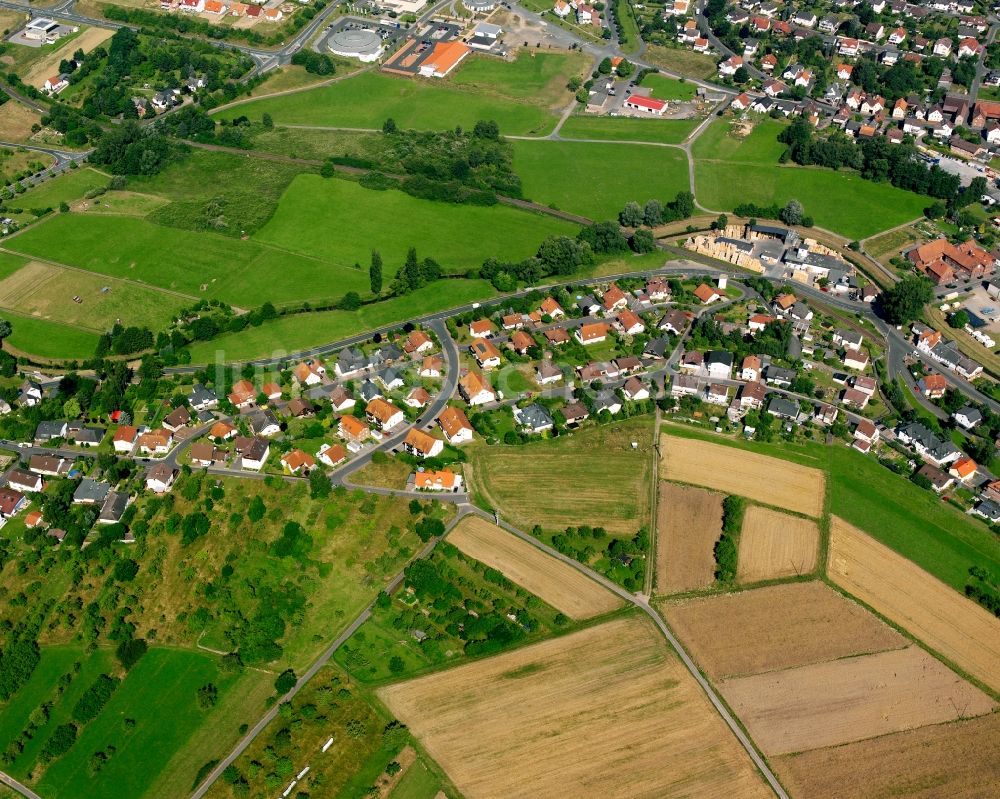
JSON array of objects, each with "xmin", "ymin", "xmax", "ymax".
[
  {"xmin": 379, "ymin": 616, "xmax": 772, "ymax": 799},
  {"xmin": 661, "ymin": 582, "xmax": 906, "ymax": 679},
  {"xmin": 829, "ymin": 517, "xmax": 1000, "ymax": 692},
  {"xmin": 720, "ymin": 646, "xmax": 997, "ymax": 755},
  {"xmin": 447, "ymin": 516, "xmax": 622, "ymax": 619},
  {"xmin": 655, "ymin": 482, "xmax": 723, "ymax": 593},
  {"xmin": 659, "ymin": 434, "xmax": 825, "ymax": 517},
  {"xmin": 774, "ymin": 713, "xmax": 1000, "ymax": 799},
  {"xmin": 736, "ymin": 506, "xmax": 819, "ymax": 582}
]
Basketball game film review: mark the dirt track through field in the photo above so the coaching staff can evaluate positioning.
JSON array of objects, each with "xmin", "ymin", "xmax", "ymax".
[
  {"xmin": 379, "ymin": 617, "xmax": 772, "ymax": 799},
  {"xmin": 773, "ymin": 713, "xmax": 1000, "ymax": 799},
  {"xmin": 737, "ymin": 506, "xmax": 819, "ymax": 582},
  {"xmin": 660, "ymin": 434, "xmax": 825, "ymax": 517},
  {"xmin": 662, "ymin": 581, "xmax": 906, "ymax": 679},
  {"xmin": 720, "ymin": 646, "xmax": 996, "ymax": 755},
  {"xmin": 447, "ymin": 516, "xmax": 622, "ymax": 619},
  {"xmin": 656, "ymin": 482, "xmax": 723, "ymax": 593},
  {"xmin": 828, "ymin": 517, "xmax": 1000, "ymax": 692}
]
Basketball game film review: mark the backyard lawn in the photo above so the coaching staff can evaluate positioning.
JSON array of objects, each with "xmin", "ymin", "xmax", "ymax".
[{"xmin": 513, "ymin": 140, "xmax": 689, "ymax": 219}]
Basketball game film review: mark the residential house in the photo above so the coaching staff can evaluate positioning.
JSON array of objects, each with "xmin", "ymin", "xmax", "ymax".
[
  {"xmin": 405, "ymin": 387, "xmax": 431, "ymax": 409},
  {"xmin": 615, "ymin": 310, "xmax": 645, "ymax": 336},
  {"xmin": 896, "ymin": 421, "xmax": 961, "ymax": 466},
  {"xmin": 601, "ymin": 284, "xmax": 629, "ymax": 313},
  {"xmin": 228, "ymin": 379, "xmax": 256, "ymax": 408},
  {"xmin": 336, "ymin": 347, "xmax": 367, "ymax": 377},
  {"xmin": 536, "ymin": 361, "xmax": 563, "ymax": 385},
  {"xmin": 377, "ymin": 367, "xmax": 405, "ymax": 391},
  {"xmin": 509, "ymin": 331, "xmax": 535, "ymax": 355},
  {"xmin": 0, "ymin": 488, "xmax": 26, "ymax": 518},
  {"xmin": 738, "ymin": 381, "xmax": 766, "ymax": 410},
  {"xmin": 765, "ymin": 365, "xmax": 796, "ymax": 387},
  {"xmin": 188, "ymin": 384, "xmax": 218, "ymax": 411},
  {"xmin": 29, "ymin": 455, "xmax": 70, "ymax": 477},
  {"xmin": 622, "ymin": 377, "xmax": 650, "ymax": 401},
  {"xmin": 950, "ymin": 456, "xmax": 977, "ymax": 482},
  {"xmin": 658, "ymin": 309, "xmax": 690, "ymax": 335},
  {"xmin": 98, "ymin": 492, "xmax": 130, "ymax": 525},
  {"xmin": 6, "ymin": 469, "xmax": 41, "ymax": 493},
  {"xmin": 420, "ymin": 356, "xmax": 444, "ymax": 377},
  {"xmin": 34, "ymin": 420, "xmax": 68, "ymax": 443},
  {"xmin": 209, "ymin": 421, "xmax": 237, "ymax": 440},
  {"xmin": 705, "ymin": 351, "xmax": 734, "ymax": 379},
  {"xmin": 73, "ymin": 478, "xmax": 110, "ymax": 506},
  {"xmin": 918, "ymin": 463, "xmax": 954, "ymax": 492},
  {"xmin": 404, "ymin": 329, "xmax": 434, "ymax": 354},
  {"xmin": 706, "ymin": 383, "xmax": 729, "ymax": 404},
  {"xmin": 366, "ymin": 398, "xmax": 405, "ymax": 431},
  {"xmin": 293, "ymin": 360, "xmax": 325, "ymax": 386},
  {"xmin": 339, "ymin": 415, "xmax": 371, "ymax": 449},
  {"xmin": 918, "ymin": 374, "xmax": 948, "ymax": 398},
  {"xmin": 470, "ymin": 338, "xmax": 503, "ymax": 369},
  {"xmin": 438, "ymin": 407, "xmax": 474, "ymax": 444},
  {"xmin": 113, "ymin": 425, "xmax": 139, "ymax": 453},
  {"xmin": 146, "ymin": 463, "xmax": 178, "ymax": 493},
  {"xmin": 843, "ymin": 347, "xmax": 869, "ymax": 371},
  {"xmin": 540, "ymin": 297, "xmax": 565, "ymax": 318},
  {"xmin": 262, "ymin": 382, "xmax": 282, "ymax": 401},
  {"xmin": 137, "ymin": 429, "xmax": 172, "ymax": 456},
  {"xmin": 162, "ymin": 405, "xmax": 191, "ymax": 432},
  {"xmin": 575, "ymin": 322, "xmax": 609, "ymax": 345},
  {"xmin": 544, "ymin": 328, "xmax": 571, "ymax": 346},
  {"xmin": 469, "ymin": 319, "xmax": 495, "ymax": 338},
  {"xmin": 767, "ymin": 396, "xmax": 800, "ymax": 421},
  {"xmin": 414, "ymin": 469, "xmax": 463, "ymax": 492},
  {"xmin": 189, "ymin": 441, "xmax": 224, "ymax": 467},
  {"xmin": 514, "ymin": 403, "xmax": 554, "ymax": 433},
  {"xmin": 954, "ymin": 405, "xmax": 983, "ymax": 430},
  {"xmin": 694, "ymin": 283, "xmax": 723, "ymax": 304},
  {"xmin": 247, "ymin": 409, "xmax": 281, "ymax": 437},
  {"xmin": 592, "ymin": 389, "xmax": 622, "ymax": 415},
  {"xmin": 741, "ymin": 355, "xmax": 762, "ymax": 381},
  {"xmin": 235, "ymin": 437, "xmax": 270, "ymax": 471},
  {"xmin": 281, "ymin": 449, "xmax": 316, "ymax": 475},
  {"xmin": 671, "ymin": 374, "xmax": 700, "ymax": 397},
  {"xmin": 329, "ymin": 386, "xmax": 355, "ymax": 412},
  {"xmin": 317, "ymin": 443, "xmax": 347, "ymax": 468},
  {"xmin": 287, "ymin": 399, "xmax": 315, "ymax": 418}
]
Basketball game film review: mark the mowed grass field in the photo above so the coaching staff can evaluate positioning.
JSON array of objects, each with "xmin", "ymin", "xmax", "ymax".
[
  {"xmin": 222, "ymin": 70, "xmax": 561, "ymax": 136},
  {"xmin": 720, "ymin": 646, "xmax": 996, "ymax": 755},
  {"xmin": 1, "ymin": 312, "xmax": 101, "ymax": 359},
  {"xmin": 254, "ymin": 174, "xmax": 576, "ymax": 273},
  {"xmin": 559, "ymin": 115, "xmax": 699, "ymax": 145},
  {"xmin": 655, "ymin": 482, "xmax": 722, "ymax": 593},
  {"xmin": 692, "ymin": 119, "xmax": 929, "ymax": 238},
  {"xmin": 379, "ymin": 616, "xmax": 772, "ymax": 799},
  {"xmin": 660, "ymin": 434, "xmax": 826, "ymax": 517},
  {"xmin": 660, "ymin": 424, "xmax": 1000, "ymax": 593},
  {"xmin": 662, "ymin": 582, "xmax": 906, "ymax": 679},
  {"xmin": 829, "ymin": 517, "xmax": 1000, "ymax": 692},
  {"xmin": 641, "ymin": 73, "xmax": 697, "ymax": 101},
  {"xmin": 467, "ymin": 417, "xmax": 654, "ymax": 534},
  {"xmin": 447, "ymin": 516, "xmax": 623, "ymax": 619},
  {"xmin": 0, "ymin": 260, "xmax": 186, "ymax": 331},
  {"xmin": 449, "ymin": 50, "xmax": 587, "ymax": 103},
  {"xmin": 736, "ymin": 506, "xmax": 819, "ymax": 582},
  {"xmin": 513, "ymin": 140, "xmax": 689, "ymax": 219}
]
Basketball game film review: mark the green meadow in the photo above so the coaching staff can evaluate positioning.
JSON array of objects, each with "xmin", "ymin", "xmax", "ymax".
[
  {"xmin": 187, "ymin": 278, "xmax": 496, "ymax": 363},
  {"xmin": 641, "ymin": 73, "xmax": 697, "ymax": 101},
  {"xmin": 253, "ymin": 175, "xmax": 576, "ymax": 273},
  {"xmin": 559, "ymin": 115, "xmax": 699, "ymax": 144},
  {"xmin": 693, "ymin": 119, "xmax": 928, "ymax": 238},
  {"xmin": 1, "ymin": 312, "xmax": 102, "ymax": 360},
  {"xmin": 220, "ymin": 71, "xmax": 560, "ymax": 136},
  {"xmin": 513, "ymin": 140, "xmax": 689, "ymax": 219},
  {"xmin": 448, "ymin": 50, "xmax": 587, "ymax": 102}
]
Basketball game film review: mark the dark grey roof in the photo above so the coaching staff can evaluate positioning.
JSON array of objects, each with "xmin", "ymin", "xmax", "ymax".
[
  {"xmin": 767, "ymin": 396, "xmax": 800, "ymax": 419},
  {"xmin": 706, "ymin": 350, "xmax": 734, "ymax": 367},
  {"xmin": 73, "ymin": 478, "xmax": 111, "ymax": 505},
  {"xmin": 360, "ymin": 380, "xmax": 382, "ymax": 401},
  {"xmin": 99, "ymin": 491, "xmax": 129, "ymax": 523},
  {"xmin": 644, "ymin": 336, "xmax": 671, "ymax": 358},
  {"xmin": 593, "ymin": 389, "xmax": 620, "ymax": 413},
  {"xmin": 338, "ymin": 346, "xmax": 366, "ymax": 372},
  {"xmin": 247, "ymin": 409, "xmax": 279, "ymax": 435},
  {"xmin": 515, "ymin": 403, "xmax": 554, "ymax": 431},
  {"xmin": 74, "ymin": 426, "xmax": 105, "ymax": 445},
  {"xmin": 35, "ymin": 420, "xmax": 67, "ymax": 440},
  {"xmin": 188, "ymin": 383, "xmax": 218, "ymax": 407},
  {"xmin": 956, "ymin": 405, "xmax": 983, "ymax": 424}
]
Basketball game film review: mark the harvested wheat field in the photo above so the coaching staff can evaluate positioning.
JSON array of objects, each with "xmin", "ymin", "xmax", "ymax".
[
  {"xmin": 379, "ymin": 616, "xmax": 772, "ymax": 799},
  {"xmin": 662, "ymin": 581, "xmax": 905, "ymax": 679},
  {"xmin": 656, "ymin": 482, "xmax": 723, "ymax": 593},
  {"xmin": 24, "ymin": 27, "xmax": 115, "ymax": 87},
  {"xmin": 774, "ymin": 713, "xmax": 1000, "ymax": 799},
  {"xmin": 660, "ymin": 434, "xmax": 824, "ymax": 517},
  {"xmin": 736, "ymin": 506, "xmax": 819, "ymax": 582},
  {"xmin": 829, "ymin": 517, "xmax": 1000, "ymax": 692},
  {"xmin": 720, "ymin": 646, "xmax": 996, "ymax": 755},
  {"xmin": 447, "ymin": 516, "xmax": 622, "ymax": 619}
]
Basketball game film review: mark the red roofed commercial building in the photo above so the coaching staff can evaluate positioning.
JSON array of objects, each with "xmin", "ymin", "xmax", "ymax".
[
  {"xmin": 623, "ymin": 94, "xmax": 667, "ymax": 115},
  {"xmin": 419, "ymin": 41, "xmax": 470, "ymax": 77}
]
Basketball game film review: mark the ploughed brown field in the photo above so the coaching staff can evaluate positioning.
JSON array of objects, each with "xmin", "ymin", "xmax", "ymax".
[
  {"xmin": 655, "ymin": 482, "xmax": 723, "ymax": 593},
  {"xmin": 379, "ymin": 616, "xmax": 772, "ymax": 799},
  {"xmin": 719, "ymin": 646, "xmax": 997, "ymax": 755},
  {"xmin": 447, "ymin": 516, "xmax": 622, "ymax": 619},
  {"xmin": 661, "ymin": 581, "xmax": 906, "ymax": 679},
  {"xmin": 659, "ymin": 434, "xmax": 825, "ymax": 517},
  {"xmin": 829, "ymin": 517, "xmax": 1000, "ymax": 692},
  {"xmin": 736, "ymin": 506, "xmax": 819, "ymax": 582},
  {"xmin": 774, "ymin": 713, "xmax": 1000, "ymax": 799}
]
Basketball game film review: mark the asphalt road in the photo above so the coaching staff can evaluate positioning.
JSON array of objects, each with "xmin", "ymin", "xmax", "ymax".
[{"xmin": 0, "ymin": 772, "xmax": 41, "ymax": 799}]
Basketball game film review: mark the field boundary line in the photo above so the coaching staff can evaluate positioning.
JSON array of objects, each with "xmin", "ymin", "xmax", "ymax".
[{"xmin": 478, "ymin": 507, "xmax": 788, "ymax": 798}]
